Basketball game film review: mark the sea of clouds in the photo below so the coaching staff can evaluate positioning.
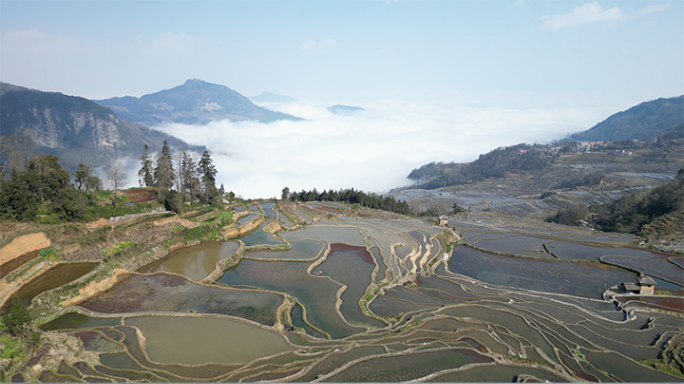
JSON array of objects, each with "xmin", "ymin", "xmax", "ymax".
[{"xmin": 151, "ymin": 100, "xmax": 606, "ymax": 199}]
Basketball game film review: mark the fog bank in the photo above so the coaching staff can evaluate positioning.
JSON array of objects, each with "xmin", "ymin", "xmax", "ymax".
[{"xmin": 155, "ymin": 100, "xmax": 605, "ymax": 199}]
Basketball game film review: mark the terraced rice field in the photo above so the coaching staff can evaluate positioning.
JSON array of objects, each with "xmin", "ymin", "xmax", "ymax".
[{"xmin": 32, "ymin": 204, "xmax": 683, "ymax": 382}]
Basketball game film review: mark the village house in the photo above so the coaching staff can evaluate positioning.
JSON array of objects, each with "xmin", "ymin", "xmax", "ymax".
[
  {"xmin": 637, "ymin": 275, "xmax": 656, "ymax": 295},
  {"xmin": 620, "ymin": 275, "xmax": 657, "ymax": 295},
  {"xmin": 438, "ymin": 215, "xmax": 449, "ymax": 226}
]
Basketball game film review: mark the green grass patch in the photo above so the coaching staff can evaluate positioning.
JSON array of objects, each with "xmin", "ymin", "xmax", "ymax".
[
  {"xmin": 186, "ymin": 224, "xmax": 223, "ymax": 242},
  {"xmin": 38, "ymin": 247, "xmax": 58, "ymax": 262},
  {"xmin": 103, "ymin": 241, "xmax": 136, "ymax": 256},
  {"xmin": 571, "ymin": 348, "xmax": 587, "ymax": 361},
  {"xmin": 215, "ymin": 210, "xmax": 234, "ymax": 226},
  {"xmin": 0, "ymin": 335, "xmax": 24, "ymax": 360}
]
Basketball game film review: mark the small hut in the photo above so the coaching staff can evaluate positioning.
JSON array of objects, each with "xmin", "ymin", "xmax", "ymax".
[
  {"xmin": 620, "ymin": 282, "xmax": 641, "ymax": 294},
  {"xmin": 637, "ymin": 275, "xmax": 656, "ymax": 295},
  {"xmin": 438, "ymin": 215, "xmax": 449, "ymax": 226}
]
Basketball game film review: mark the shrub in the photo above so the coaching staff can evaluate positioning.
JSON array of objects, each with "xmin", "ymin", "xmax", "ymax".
[
  {"xmin": 2, "ymin": 296, "xmax": 31, "ymax": 335},
  {"xmin": 38, "ymin": 214, "xmax": 61, "ymax": 224}
]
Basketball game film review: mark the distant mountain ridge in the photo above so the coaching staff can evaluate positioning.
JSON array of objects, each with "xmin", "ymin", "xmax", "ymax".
[
  {"xmin": 249, "ymin": 91, "xmax": 297, "ymax": 103},
  {"xmin": 0, "ymin": 82, "xmax": 204, "ymax": 172},
  {"xmin": 571, "ymin": 96, "xmax": 683, "ymax": 142},
  {"xmin": 96, "ymin": 79, "xmax": 302, "ymax": 125}
]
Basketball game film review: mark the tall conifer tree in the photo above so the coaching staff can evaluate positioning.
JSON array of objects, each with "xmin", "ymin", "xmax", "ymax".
[
  {"xmin": 138, "ymin": 144, "xmax": 154, "ymax": 187},
  {"xmin": 154, "ymin": 141, "xmax": 174, "ymax": 191},
  {"xmin": 198, "ymin": 150, "xmax": 217, "ymax": 204}
]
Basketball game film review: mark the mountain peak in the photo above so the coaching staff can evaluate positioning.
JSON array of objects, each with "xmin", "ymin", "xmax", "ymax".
[
  {"xmin": 183, "ymin": 78, "xmax": 207, "ymax": 86},
  {"xmin": 96, "ymin": 80, "xmax": 302, "ymax": 125},
  {"xmin": 570, "ymin": 95, "xmax": 684, "ymax": 142}
]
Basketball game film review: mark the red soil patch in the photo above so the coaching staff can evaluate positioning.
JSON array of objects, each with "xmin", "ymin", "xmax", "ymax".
[
  {"xmin": 121, "ymin": 188, "xmax": 157, "ymax": 203},
  {"xmin": 329, "ymin": 243, "xmax": 375, "ymax": 264}
]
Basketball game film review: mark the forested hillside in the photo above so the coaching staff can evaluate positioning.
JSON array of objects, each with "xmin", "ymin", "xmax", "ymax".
[
  {"xmin": 408, "ymin": 144, "xmax": 558, "ymax": 189},
  {"xmin": 547, "ymin": 170, "xmax": 684, "ymax": 240}
]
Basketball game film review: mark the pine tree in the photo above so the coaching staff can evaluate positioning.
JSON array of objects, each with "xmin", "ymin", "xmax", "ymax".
[
  {"xmin": 198, "ymin": 150, "xmax": 217, "ymax": 205},
  {"xmin": 181, "ymin": 151, "xmax": 199, "ymax": 203},
  {"xmin": 138, "ymin": 144, "xmax": 154, "ymax": 187},
  {"xmin": 154, "ymin": 141, "xmax": 174, "ymax": 191}
]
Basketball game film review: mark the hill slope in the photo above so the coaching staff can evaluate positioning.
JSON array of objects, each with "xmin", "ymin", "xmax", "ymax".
[
  {"xmin": 0, "ymin": 82, "xmax": 203, "ymax": 172},
  {"xmin": 96, "ymin": 79, "xmax": 302, "ymax": 125},
  {"xmin": 571, "ymin": 96, "xmax": 683, "ymax": 142}
]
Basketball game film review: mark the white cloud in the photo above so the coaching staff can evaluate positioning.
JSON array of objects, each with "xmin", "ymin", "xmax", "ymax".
[
  {"xmin": 149, "ymin": 31, "xmax": 198, "ymax": 56},
  {"xmin": 637, "ymin": 3, "xmax": 670, "ymax": 16},
  {"xmin": 541, "ymin": 3, "xmax": 625, "ymax": 30},
  {"xmin": 0, "ymin": 28, "xmax": 80, "ymax": 55},
  {"xmin": 152, "ymin": 100, "xmax": 603, "ymax": 199},
  {"xmin": 300, "ymin": 38, "xmax": 336, "ymax": 51},
  {"xmin": 540, "ymin": 2, "xmax": 669, "ymax": 30}
]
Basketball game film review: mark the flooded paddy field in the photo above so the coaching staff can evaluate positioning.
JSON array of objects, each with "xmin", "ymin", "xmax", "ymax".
[
  {"xmin": 11, "ymin": 262, "xmax": 98, "ymax": 307},
  {"xmin": 29, "ymin": 203, "xmax": 684, "ymax": 383},
  {"xmin": 137, "ymin": 241, "xmax": 240, "ymax": 281}
]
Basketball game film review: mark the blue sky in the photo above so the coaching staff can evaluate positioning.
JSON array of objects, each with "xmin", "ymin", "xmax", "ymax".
[
  {"xmin": 1, "ymin": 1, "xmax": 682, "ymax": 197},
  {"xmin": 1, "ymin": 1, "xmax": 681, "ymax": 109}
]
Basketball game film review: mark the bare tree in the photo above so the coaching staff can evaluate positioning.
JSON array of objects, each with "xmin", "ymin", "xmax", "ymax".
[
  {"xmin": 3, "ymin": 131, "xmax": 34, "ymax": 171},
  {"xmin": 108, "ymin": 161, "xmax": 126, "ymax": 208}
]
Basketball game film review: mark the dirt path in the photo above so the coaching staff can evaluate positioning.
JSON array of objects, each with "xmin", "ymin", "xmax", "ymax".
[{"xmin": 0, "ymin": 233, "xmax": 51, "ymax": 267}]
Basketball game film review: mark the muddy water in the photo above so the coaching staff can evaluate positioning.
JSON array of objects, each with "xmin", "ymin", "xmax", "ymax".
[
  {"xmin": 432, "ymin": 363, "xmax": 566, "ymax": 383},
  {"xmin": 80, "ymin": 273, "xmax": 282, "ymax": 326},
  {"xmin": 323, "ymin": 348, "xmax": 492, "ymax": 382},
  {"xmin": 280, "ymin": 226, "xmax": 367, "ymax": 246},
  {"xmin": 262, "ymin": 202, "xmax": 277, "ymax": 218},
  {"xmin": 311, "ymin": 243, "xmax": 385, "ymax": 328},
  {"xmin": 246, "ymin": 240, "xmax": 324, "ymax": 260},
  {"xmin": 40, "ymin": 313, "xmax": 121, "ymax": 331},
  {"xmin": 449, "ymin": 245, "xmax": 636, "ymax": 299},
  {"xmin": 125, "ymin": 316, "xmax": 295, "ymax": 365},
  {"xmin": 218, "ymin": 259, "xmax": 362, "ymax": 339},
  {"xmin": 138, "ymin": 241, "xmax": 239, "ymax": 281},
  {"xmin": 14, "ymin": 262, "xmax": 98, "ymax": 307},
  {"xmin": 0, "ymin": 251, "xmax": 38, "ymax": 278},
  {"xmin": 582, "ymin": 349, "xmax": 678, "ymax": 382},
  {"xmin": 601, "ymin": 255, "xmax": 684, "ymax": 285},
  {"xmin": 239, "ymin": 223, "xmax": 285, "ymax": 247},
  {"xmin": 237, "ymin": 214, "xmax": 256, "ymax": 225},
  {"xmin": 473, "ymin": 235, "xmax": 554, "ymax": 259},
  {"xmin": 72, "ymin": 331, "xmax": 123, "ymax": 352}
]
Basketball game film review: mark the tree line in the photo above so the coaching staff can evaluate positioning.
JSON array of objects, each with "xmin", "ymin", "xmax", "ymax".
[
  {"xmin": 282, "ymin": 187, "xmax": 410, "ymax": 215},
  {"xmin": 0, "ymin": 139, "xmax": 221, "ymax": 222}
]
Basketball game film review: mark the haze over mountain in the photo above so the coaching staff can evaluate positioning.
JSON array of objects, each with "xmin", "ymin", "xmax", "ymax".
[
  {"xmin": 248, "ymin": 91, "xmax": 297, "ymax": 103},
  {"xmin": 327, "ymin": 105, "xmax": 366, "ymax": 115},
  {"xmin": 571, "ymin": 96, "xmax": 684, "ymax": 142},
  {"xmin": 0, "ymin": 82, "xmax": 204, "ymax": 172},
  {"xmin": 95, "ymin": 79, "xmax": 302, "ymax": 126}
]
